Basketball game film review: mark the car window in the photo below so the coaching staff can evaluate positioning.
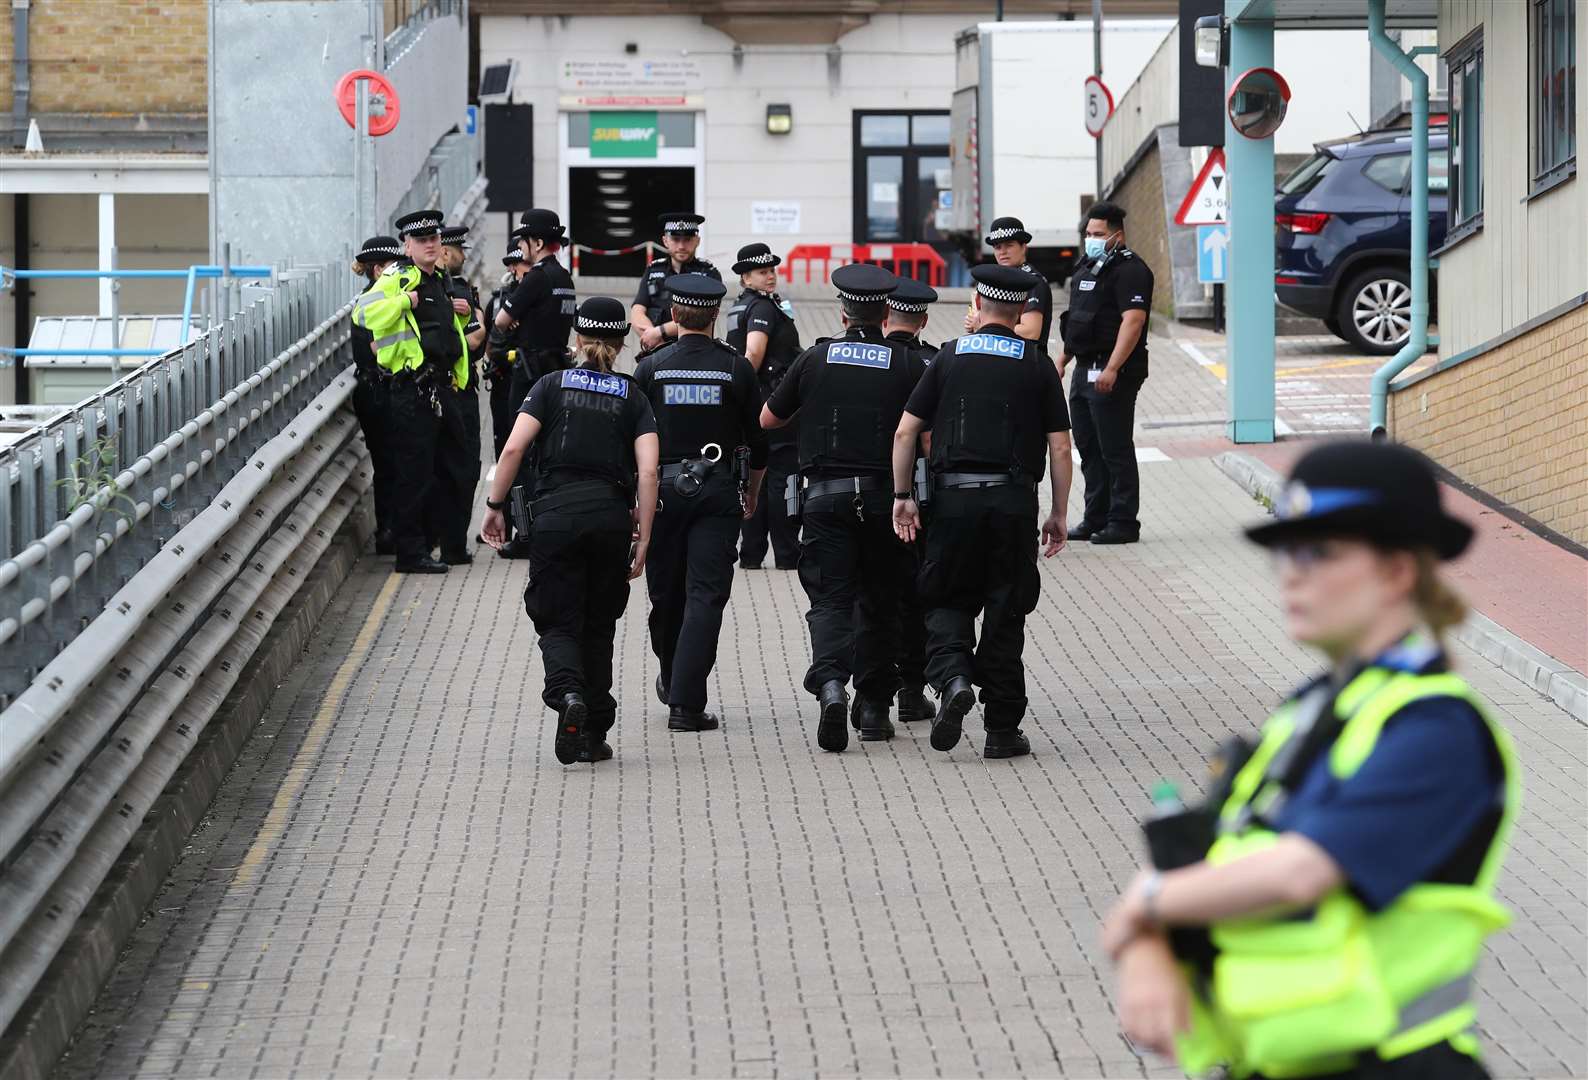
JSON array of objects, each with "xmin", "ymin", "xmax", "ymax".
[
  {"xmin": 1428, "ymin": 148, "xmax": 1449, "ymax": 193},
  {"xmin": 1278, "ymin": 151, "xmax": 1337, "ymax": 196},
  {"xmin": 1362, "ymin": 153, "xmax": 1411, "ymax": 194}
]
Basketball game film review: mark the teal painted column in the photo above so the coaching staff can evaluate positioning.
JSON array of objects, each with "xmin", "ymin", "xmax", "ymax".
[{"xmin": 1223, "ymin": 5, "xmax": 1276, "ymax": 444}]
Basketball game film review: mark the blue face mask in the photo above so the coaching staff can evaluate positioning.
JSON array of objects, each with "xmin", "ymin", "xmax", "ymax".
[{"xmin": 1084, "ymin": 236, "xmax": 1109, "ymax": 260}]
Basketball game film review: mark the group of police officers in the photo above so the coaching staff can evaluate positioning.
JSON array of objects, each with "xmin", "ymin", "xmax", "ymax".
[{"xmin": 350, "ymin": 202, "xmax": 1153, "ymax": 765}]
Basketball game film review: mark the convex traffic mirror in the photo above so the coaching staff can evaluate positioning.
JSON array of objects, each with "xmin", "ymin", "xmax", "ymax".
[{"xmin": 1227, "ymin": 67, "xmax": 1290, "ymax": 140}]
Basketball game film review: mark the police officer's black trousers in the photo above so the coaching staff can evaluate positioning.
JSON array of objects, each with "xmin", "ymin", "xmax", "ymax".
[
  {"xmin": 351, "ymin": 372, "xmax": 395, "ymax": 537},
  {"xmin": 386, "ymin": 375, "xmax": 442, "ymax": 561},
  {"xmin": 918, "ymin": 487, "xmax": 1041, "ymax": 731},
  {"xmin": 739, "ymin": 441, "xmax": 800, "ymax": 568},
  {"xmin": 487, "ymin": 364, "xmax": 516, "ymax": 460},
  {"xmin": 798, "ymin": 493, "xmax": 907, "ymax": 702},
  {"xmin": 1069, "ymin": 370, "xmax": 1143, "ymax": 533},
  {"xmin": 646, "ymin": 478, "xmax": 741, "ymax": 713},
  {"xmin": 894, "ymin": 529, "xmax": 930, "ymax": 689},
  {"xmin": 431, "ymin": 384, "xmax": 480, "ymax": 559},
  {"xmin": 524, "ymin": 500, "xmax": 632, "ymax": 736}
]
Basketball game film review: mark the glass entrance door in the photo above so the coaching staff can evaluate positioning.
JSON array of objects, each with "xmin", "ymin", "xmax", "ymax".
[{"xmin": 852, "ymin": 111, "xmax": 952, "ymax": 255}]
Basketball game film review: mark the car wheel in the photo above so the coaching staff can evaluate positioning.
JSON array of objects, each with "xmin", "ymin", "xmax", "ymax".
[
  {"xmin": 1337, "ymin": 267, "xmax": 1412, "ymax": 355},
  {"xmin": 1323, "ymin": 315, "xmax": 1343, "ymax": 338}
]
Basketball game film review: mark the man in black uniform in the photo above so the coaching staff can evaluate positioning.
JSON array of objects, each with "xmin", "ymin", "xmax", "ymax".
[
  {"xmin": 880, "ymin": 276, "xmax": 940, "ymax": 725},
  {"xmin": 726, "ymin": 242, "xmax": 801, "ymax": 571},
  {"xmin": 482, "ymin": 297, "xmax": 659, "ymax": 766},
  {"xmin": 482, "ymin": 242, "xmax": 529, "ymax": 459},
  {"xmin": 631, "ymin": 212, "xmax": 722, "ymax": 355},
  {"xmin": 438, "ymin": 224, "xmax": 487, "ymax": 564},
  {"xmin": 389, "ymin": 209, "xmax": 468, "ymax": 574},
  {"xmin": 967, "ymin": 216, "xmax": 1053, "ymax": 351},
  {"xmin": 892, "ymin": 263, "xmax": 1073, "ymax": 759},
  {"xmin": 1058, "ymin": 201, "xmax": 1152, "ymax": 546},
  {"xmin": 350, "ymin": 234, "xmax": 402, "ymax": 556},
  {"xmin": 763, "ymin": 264, "xmax": 926, "ymax": 752},
  {"xmin": 493, "ymin": 208, "xmax": 576, "ymax": 557},
  {"xmin": 633, "ymin": 275, "xmax": 767, "ymax": 733}
]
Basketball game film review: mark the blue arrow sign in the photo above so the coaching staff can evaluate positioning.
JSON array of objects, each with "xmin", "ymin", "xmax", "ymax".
[{"xmin": 1197, "ymin": 224, "xmax": 1229, "ymax": 284}]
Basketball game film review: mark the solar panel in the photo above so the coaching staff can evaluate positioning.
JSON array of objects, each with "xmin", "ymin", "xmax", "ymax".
[{"xmin": 479, "ymin": 62, "xmax": 515, "ymax": 102}]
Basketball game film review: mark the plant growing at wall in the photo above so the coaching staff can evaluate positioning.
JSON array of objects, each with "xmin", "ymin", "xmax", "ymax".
[{"xmin": 56, "ymin": 438, "xmax": 137, "ymax": 527}]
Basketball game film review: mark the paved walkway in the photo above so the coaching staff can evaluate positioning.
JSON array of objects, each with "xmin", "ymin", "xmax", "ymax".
[{"xmin": 54, "ymin": 310, "xmax": 1587, "ymax": 1079}]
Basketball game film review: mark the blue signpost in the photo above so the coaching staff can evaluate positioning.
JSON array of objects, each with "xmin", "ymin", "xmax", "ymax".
[{"xmin": 1197, "ymin": 224, "xmax": 1229, "ymax": 284}]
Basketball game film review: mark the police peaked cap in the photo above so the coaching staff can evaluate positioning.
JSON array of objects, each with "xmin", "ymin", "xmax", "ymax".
[
  {"xmin": 886, "ymin": 277, "xmax": 939, "ymax": 312},
  {"xmin": 575, "ymin": 296, "xmax": 631, "ymax": 340},
  {"xmin": 666, "ymin": 274, "xmax": 727, "ymax": 307},
  {"xmin": 984, "ymin": 216, "xmax": 1032, "ymax": 246},
  {"xmin": 732, "ymin": 242, "xmax": 782, "ymax": 275},
  {"xmin": 357, "ymin": 235, "xmax": 402, "ymax": 263},
  {"xmin": 830, "ymin": 263, "xmax": 899, "ymax": 303},
  {"xmin": 502, "ymin": 241, "xmax": 526, "ymax": 267},
  {"xmin": 394, "ymin": 210, "xmax": 444, "ymax": 237},
  {"xmin": 514, "ymin": 208, "xmax": 567, "ymax": 242},
  {"xmin": 1245, "ymin": 441, "xmax": 1473, "ymax": 560},
  {"xmin": 971, "ymin": 263, "xmax": 1039, "ymax": 303},
  {"xmin": 658, "ymin": 211, "xmax": 706, "ymax": 235},
  {"xmin": 439, "ymin": 225, "xmax": 470, "ymax": 248}
]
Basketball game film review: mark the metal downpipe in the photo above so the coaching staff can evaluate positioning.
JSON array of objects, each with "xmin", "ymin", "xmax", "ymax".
[{"xmin": 1367, "ymin": 0, "xmax": 1430, "ymax": 438}]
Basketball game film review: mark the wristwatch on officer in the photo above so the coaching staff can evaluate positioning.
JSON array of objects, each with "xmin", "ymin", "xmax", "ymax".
[
  {"xmin": 485, "ymin": 495, "xmax": 507, "ymax": 511},
  {"xmin": 893, "ymin": 491, "xmax": 913, "ymax": 501}
]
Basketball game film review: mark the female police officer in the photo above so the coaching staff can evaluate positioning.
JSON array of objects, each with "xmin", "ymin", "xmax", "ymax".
[
  {"xmin": 350, "ymin": 235, "xmax": 403, "ymax": 555},
  {"xmin": 1100, "ymin": 440, "xmax": 1513, "ymax": 1080},
  {"xmin": 480, "ymin": 297, "xmax": 660, "ymax": 766}
]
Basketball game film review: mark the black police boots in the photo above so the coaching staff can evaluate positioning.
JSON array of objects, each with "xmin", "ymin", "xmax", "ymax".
[
  {"xmin": 441, "ymin": 549, "xmax": 474, "ymax": 566},
  {"xmin": 896, "ymin": 686, "xmax": 937, "ymax": 724},
  {"xmin": 375, "ymin": 528, "xmax": 396, "ymax": 556},
  {"xmin": 394, "ymin": 555, "xmax": 448, "ymax": 574},
  {"xmin": 578, "ymin": 736, "xmax": 614, "ymax": 763},
  {"xmin": 668, "ymin": 707, "xmax": 720, "ymax": 732},
  {"xmin": 983, "ymin": 729, "xmax": 1032, "ymax": 759},
  {"xmin": 1066, "ymin": 523, "xmax": 1098, "ymax": 542},
  {"xmin": 498, "ymin": 537, "xmax": 533, "ymax": 559},
  {"xmin": 930, "ymin": 677, "xmax": 976, "ymax": 752},
  {"xmin": 655, "ymin": 673, "xmax": 670, "ymax": 706},
  {"xmin": 851, "ymin": 697, "xmax": 895, "ymax": 742},
  {"xmin": 816, "ymin": 680, "xmax": 849, "ymax": 753},
  {"xmin": 555, "ymin": 692, "xmax": 588, "ymax": 765},
  {"xmin": 1090, "ymin": 525, "xmax": 1140, "ymax": 545}
]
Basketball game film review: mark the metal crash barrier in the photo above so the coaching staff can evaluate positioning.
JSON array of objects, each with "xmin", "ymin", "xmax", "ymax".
[{"xmin": 0, "ymin": 262, "xmax": 371, "ymax": 1054}]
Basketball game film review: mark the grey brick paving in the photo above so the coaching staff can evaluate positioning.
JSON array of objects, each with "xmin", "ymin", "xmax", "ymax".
[{"xmin": 52, "ymin": 314, "xmax": 1587, "ymax": 1079}]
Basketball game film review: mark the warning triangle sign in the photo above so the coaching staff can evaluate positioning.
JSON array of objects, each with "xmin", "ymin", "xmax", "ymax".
[{"xmin": 1174, "ymin": 147, "xmax": 1228, "ymax": 226}]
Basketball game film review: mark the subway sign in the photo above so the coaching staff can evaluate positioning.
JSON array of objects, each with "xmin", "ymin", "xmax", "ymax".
[{"xmin": 591, "ymin": 111, "xmax": 658, "ymax": 158}]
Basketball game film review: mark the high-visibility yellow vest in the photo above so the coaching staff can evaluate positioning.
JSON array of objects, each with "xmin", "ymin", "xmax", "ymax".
[
  {"xmin": 1175, "ymin": 666, "xmax": 1519, "ymax": 1079},
  {"xmin": 351, "ymin": 263, "xmax": 470, "ymax": 389}
]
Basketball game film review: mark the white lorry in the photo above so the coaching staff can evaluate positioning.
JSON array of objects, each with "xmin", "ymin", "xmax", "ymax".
[{"xmin": 949, "ymin": 19, "xmax": 1173, "ymax": 284}]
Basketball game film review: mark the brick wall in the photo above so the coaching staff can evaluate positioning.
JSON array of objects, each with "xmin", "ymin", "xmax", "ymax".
[
  {"xmin": 1, "ymin": 0, "xmax": 207, "ymax": 114},
  {"xmin": 1390, "ymin": 303, "xmax": 1588, "ymax": 545},
  {"xmin": 1108, "ymin": 139, "xmax": 1174, "ymax": 321}
]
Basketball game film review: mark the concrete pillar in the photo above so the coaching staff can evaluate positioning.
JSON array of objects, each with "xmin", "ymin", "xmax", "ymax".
[
  {"xmin": 97, "ymin": 191, "xmax": 115, "ymax": 316},
  {"xmin": 1223, "ymin": 8, "xmax": 1276, "ymax": 444}
]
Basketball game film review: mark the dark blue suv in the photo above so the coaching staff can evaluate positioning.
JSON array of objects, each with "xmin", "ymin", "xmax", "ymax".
[{"xmin": 1274, "ymin": 129, "xmax": 1448, "ymax": 354}]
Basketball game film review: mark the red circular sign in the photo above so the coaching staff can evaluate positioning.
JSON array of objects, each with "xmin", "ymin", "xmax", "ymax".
[
  {"xmin": 335, "ymin": 69, "xmax": 401, "ymax": 136},
  {"xmin": 1084, "ymin": 75, "xmax": 1115, "ymax": 138}
]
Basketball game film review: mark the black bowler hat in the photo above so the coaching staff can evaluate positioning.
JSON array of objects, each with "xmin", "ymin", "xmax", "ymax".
[
  {"xmin": 356, "ymin": 235, "xmax": 402, "ymax": 263},
  {"xmin": 886, "ymin": 277, "xmax": 939, "ymax": 313},
  {"xmin": 972, "ymin": 262, "xmax": 1039, "ymax": 302},
  {"xmin": 665, "ymin": 274, "xmax": 727, "ymax": 307},
  {"xmin": 1245, "ymin": 441, "xmax": 1474, "ymax": 559},
  {"xmin": 831, "ymin": 263, "xmax": 899, "ymax": 303},
  {"xmin": 984, "ymin": 216, "xmax": 1032, "ymax": 246},
  {"xmin": 394, "ymin": 209, "xmax": 444, "ymax": 238},
  {"xmin": 575, "ymin": 296, "xmax": 631, "ymax": 340},
  {"xmin": 440, "ymin": 225, "xmax": 469, "ymax": 248},
  {"xmin": 514, "ymin": 208, "xmax": 567, "ymax": 243},
  {"xmin": 658, "ymin": 211, "xmax": 705, "ymax": 236},
  {"xmin": 502, "ymin": 241, "xmax": 526, "ymax": 267},
  {"xmin": 732, "ymin": 242, "xmax": 782, "ymax": 275}
]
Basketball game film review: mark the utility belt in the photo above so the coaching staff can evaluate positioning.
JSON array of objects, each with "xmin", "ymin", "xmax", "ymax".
[
  {"xmin": 392, "ymin": 361, "xmax": 454, "ymax": 414},
  {"xmin": 482, "ymin": 347, "xmax": 517, "ymax": 387},
  {"xmin": 932, "ymin": 468, "xmax": 1035, "ymax": 493},
  {"xmin": 510, "ymin": 478, "xmax": 630, "ymax": 535},
  {"xmin": 785, "ymin": 472, "xmax": 892, "ymax": 522},
  {"xmin": 659, "ymin": 443, "xmax": 751, "ymax": 505}
]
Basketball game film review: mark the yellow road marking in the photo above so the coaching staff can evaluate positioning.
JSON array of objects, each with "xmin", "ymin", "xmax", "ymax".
[{"xmin": 231, "ymin": 573, "xmax": 401, "ymax": 889}]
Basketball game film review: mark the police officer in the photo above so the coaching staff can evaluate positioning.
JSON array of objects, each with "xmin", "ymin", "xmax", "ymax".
[
  {"xmin": 726, "ymin": 242, "xmax": 802, "ymax": 571},
  {"xmin": 965, "ymin": 216, "xmax": 1053, "ymax": 349},
  {"xmin": 631, "ymin": 212, "xmax": 722, "ymax": 355},
  {"xmin": 1102, "ymin": 442, "xmax": 1507, "ymax": 1080},
  {"xmin": 493, "ymin": 208, "xmax": 576, "ymax": 557},
  {"xmin": 763, "ymin": 264, "xmax": 925, "ymax": 752},
  {"xmin": 1059, "ymin": 201, "xmax": 1153, "ymax": 545},
  {"xmin": 350, "ymin": 234, "xmax": 403, "ymax": 556},
  {"xmin": 438, "ymin": 224, "xmax": 487, "ymax": 564},
  {"xmin": 892, "ymin": 263, "xmax": 1073, "ymax": 759},
  {"xmin": 880, "ymin": 276, "xmax": 940, "ymax": 725},
  {"xmin": 482, "ymin": 242, "xmax": 529, "ymax": 459},
  {"xmin": 633, "ymin": 275, "xmax": 767, "ymax": 733},
  {"xmin": 482, "ymin": 298, "xmax": 660, "ymax": 766}
]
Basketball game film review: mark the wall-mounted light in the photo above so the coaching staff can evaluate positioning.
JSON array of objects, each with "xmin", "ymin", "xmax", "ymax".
[
  {"xmin": 766, "ymin": 103, "xmax": 792, "ymax": 136},
  {"xmin": 1194, "ymin": 14, "xmax": 1229, "ymax": 68}
]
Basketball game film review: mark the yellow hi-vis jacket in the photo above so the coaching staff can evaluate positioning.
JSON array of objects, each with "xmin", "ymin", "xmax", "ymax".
[{"xmin": 351, "ymin": 263, "xmax": 470, "ymax": 389}]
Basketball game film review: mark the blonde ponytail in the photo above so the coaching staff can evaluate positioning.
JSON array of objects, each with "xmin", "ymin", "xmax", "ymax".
[
  {"xmin": 1413, "ymin": 549, "xmax": 1467, "ymax": 654},
  {"xmin": 575, "ymin": 334, "xmax": 621, "ymax": 374}
]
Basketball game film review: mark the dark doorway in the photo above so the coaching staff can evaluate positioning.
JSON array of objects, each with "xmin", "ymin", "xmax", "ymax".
[
  {"xmin": 852, "ymin": 111, "xmax": 952, "ymax": 264},
  {"xmin": 569, "ymin": 166, "xmax": 695, "ymax": 276}
]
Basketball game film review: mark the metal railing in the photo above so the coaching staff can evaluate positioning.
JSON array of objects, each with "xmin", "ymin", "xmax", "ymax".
[
  {"xmin": 390, "ymin": 130, "xmax": 482, "ymax": 226},
  {"xmin": 0, "ymin": 264, "xmax": 352, "ymax": 702},
  {"xmin": 384, "ymin": 0, "xmax": 461, "ymax": 66}
]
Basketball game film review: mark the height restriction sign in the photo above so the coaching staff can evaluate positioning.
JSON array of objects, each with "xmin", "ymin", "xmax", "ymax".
[{"xmin": 1174, "ymin": 147, "xmax": 1228, "ymax": 225}]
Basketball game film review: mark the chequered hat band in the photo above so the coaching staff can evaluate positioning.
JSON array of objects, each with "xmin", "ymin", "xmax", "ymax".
[
  {"xmin": 976, "ymin": 283, "xmax": 1028, "ymax": 303},
  {"xmin": 671, "ymin": 293, "xmax": 720, "ymax": 307},
  {"xmin": 577, "ymin": 317, "xmax": 630, "ymax": 332},
  {"xmin": 986, "ymin": 227, "xmax": 1025, "ymax": 241},
  {"xmin": 360, "ymin": 244, "xmax": 401, "ymax": 258},
  {"xmin": 664, "ymin": 221, "xmax": 701, "ymax": 233},
  {"xmin": 886, "ymin": 299, "xmax": 930, "ymax": 312},
  {"xmin": 837, "ymin": 287, "xmax": 890, "ymax": 303},
  {"xmin": 741, "ymin": 252, "xmax": 776, "ymax": 265}
]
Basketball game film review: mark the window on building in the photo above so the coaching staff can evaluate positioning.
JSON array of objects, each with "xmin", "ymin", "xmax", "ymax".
[
  {"xmin": 852, "ymin": 110, "xmax": 951, "ymax": 250},
  {"xmin": 1533, "ymin": 0, "xmax": 1577, "ymax": 184},
  {"xmin": 1448, "ymin": 34, "xmax": 1483, "ymax": 226}
]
